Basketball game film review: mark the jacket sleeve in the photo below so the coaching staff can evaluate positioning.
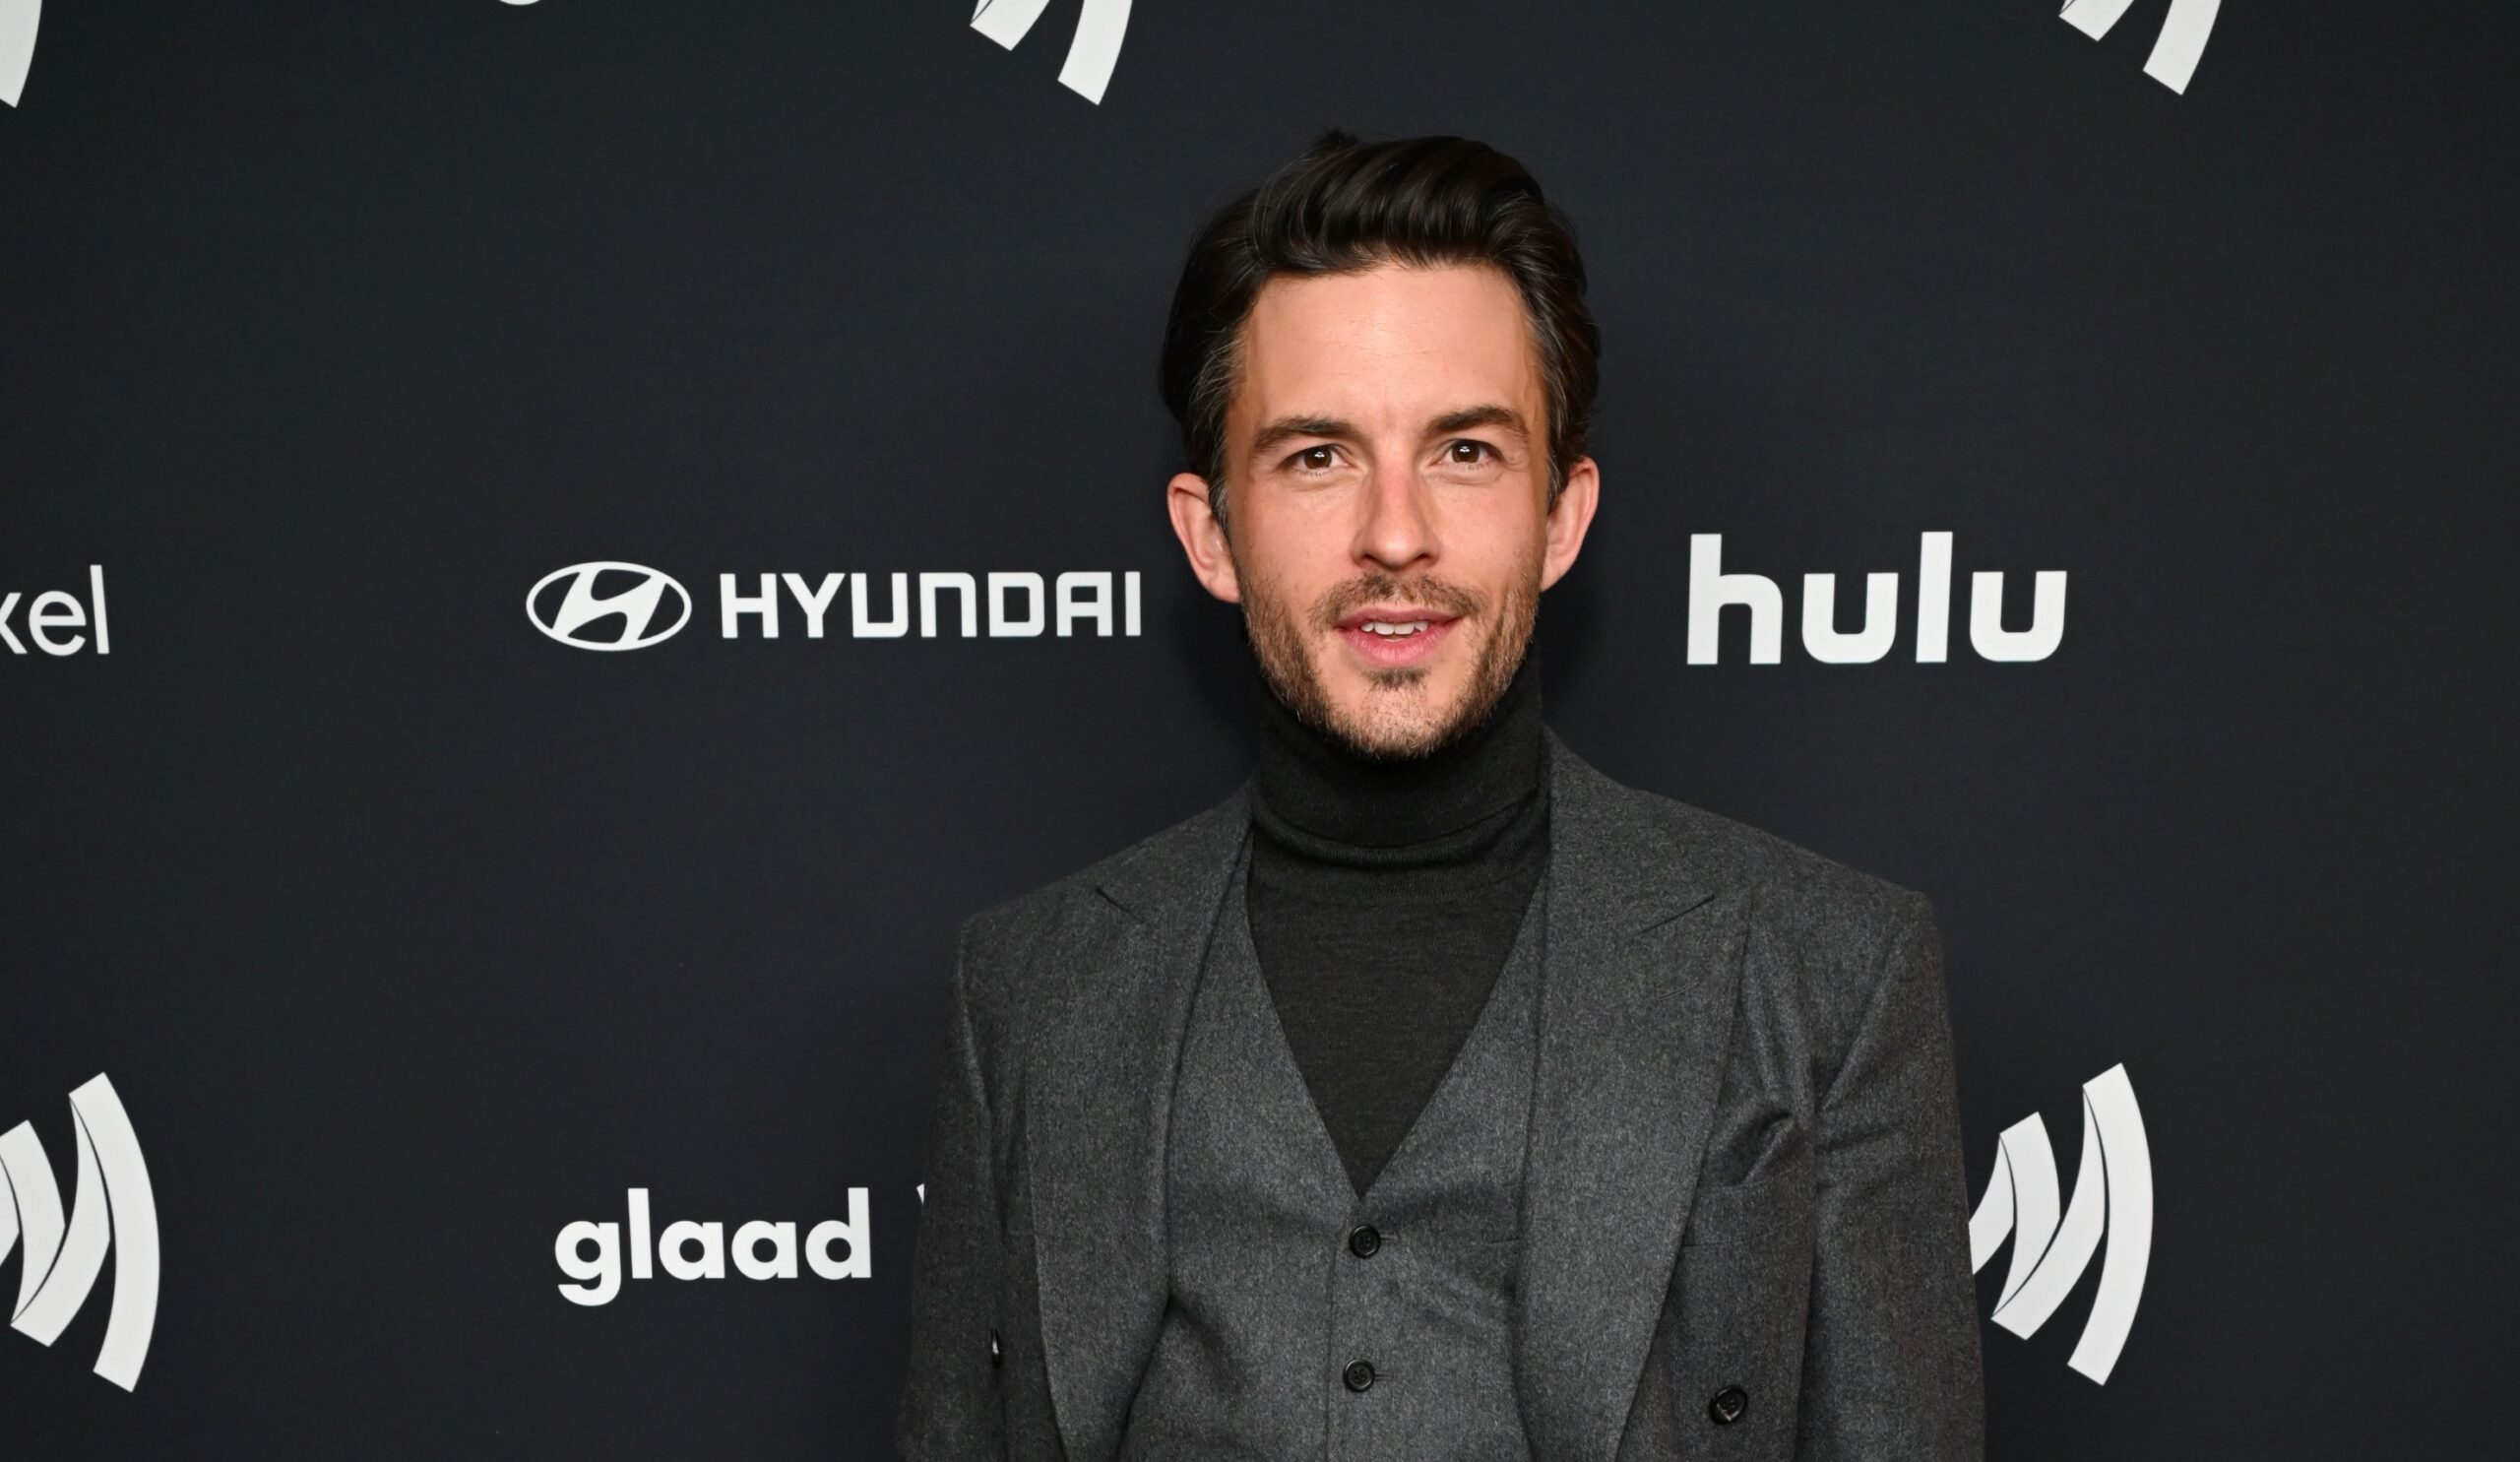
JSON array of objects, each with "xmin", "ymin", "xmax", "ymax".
[
  {"xmin": 897, "ymin": 922, "xmax": 1007, "ymax": 1459},
  {"xmin": 1795, "ymin": 894, "xmax": 1985, "ymax": 1460}
]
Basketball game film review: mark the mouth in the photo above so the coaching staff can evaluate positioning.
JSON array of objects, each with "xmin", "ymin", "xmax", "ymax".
[{"xmin": 1333, "ymin": 607, "xmax": 1462, "ymax": 668}]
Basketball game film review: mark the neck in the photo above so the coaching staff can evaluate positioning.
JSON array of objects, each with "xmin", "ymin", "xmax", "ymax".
[{"xmin": 1248, "ymin": 652, "xmax": 1546, "ymax": 863}]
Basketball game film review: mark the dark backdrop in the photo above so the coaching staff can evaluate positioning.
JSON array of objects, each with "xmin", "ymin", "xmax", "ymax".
[{"xmin": 7, "ymin": 0, "xmax": 2514, "ymax": 1454}]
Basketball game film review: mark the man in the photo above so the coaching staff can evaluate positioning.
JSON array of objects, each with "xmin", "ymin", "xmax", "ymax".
[{"xmin": 899, "ymin": 131, "xmax": 1983, "ymax": 1461}]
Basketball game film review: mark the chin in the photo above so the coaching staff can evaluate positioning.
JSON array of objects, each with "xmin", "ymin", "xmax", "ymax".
[{"xmin": 1324, "ymin": 681, "xmax": 1472, "ymax": 761}]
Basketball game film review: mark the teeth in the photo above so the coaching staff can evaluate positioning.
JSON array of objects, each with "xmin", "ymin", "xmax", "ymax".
[{"xmin": 1362, "ymin": 620, "xmax": 1429, "ymax": 637}]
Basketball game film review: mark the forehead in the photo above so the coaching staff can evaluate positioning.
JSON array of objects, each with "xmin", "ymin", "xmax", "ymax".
[{"xmin": 1232, "ymin": 262, "xmax": 1543, "ymax": 431}]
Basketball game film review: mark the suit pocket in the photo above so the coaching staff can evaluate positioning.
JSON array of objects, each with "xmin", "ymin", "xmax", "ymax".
[{"xmin": 1663, "ymin": 1156, "xmax": 1816, "ymax": 1456}]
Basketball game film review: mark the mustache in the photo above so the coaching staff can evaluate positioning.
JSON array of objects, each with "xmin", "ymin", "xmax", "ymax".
[{"xmin": 1308, "ymin": 572, "xmax": 1485, "ymax": 629}]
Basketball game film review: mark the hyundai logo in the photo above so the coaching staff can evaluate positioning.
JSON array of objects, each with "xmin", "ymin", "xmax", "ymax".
[{"xmin": 528, "ymin": 563, "xmax": 692, "ymax": 651}]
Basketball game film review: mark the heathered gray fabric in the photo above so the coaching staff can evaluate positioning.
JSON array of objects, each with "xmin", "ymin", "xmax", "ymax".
[
  {"xmin": 1119, "ymin": 854, "xmax": 1542, "ymax": 1461},
  {"xmin": 898, "ymin": 732, "xmax": 1984, "ymax": 1462}
]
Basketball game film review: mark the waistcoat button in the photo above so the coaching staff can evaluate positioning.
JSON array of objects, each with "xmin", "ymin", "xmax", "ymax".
[
  {"xmin": 1708, "ymin": 1385, "xmax": 1748, "ymax": 1424},
  {"xmin": 1348, "ymin": 1224, "xmax": 1382, "ymax": 1258},
  {"xmin": 1343, "ymin": 1359, "xmax": 1376, "ymax": 1392}
]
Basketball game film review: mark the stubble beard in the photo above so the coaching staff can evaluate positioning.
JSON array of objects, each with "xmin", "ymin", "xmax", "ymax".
[{"xmin": 1239, "ymin": 556, "xmax": 1542, "ymax": 762}]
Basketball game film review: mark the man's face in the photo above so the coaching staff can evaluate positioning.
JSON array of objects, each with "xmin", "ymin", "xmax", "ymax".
[{"xmin": 1167, "ymin": 262, "xmax": 1600, "ymax": 759}]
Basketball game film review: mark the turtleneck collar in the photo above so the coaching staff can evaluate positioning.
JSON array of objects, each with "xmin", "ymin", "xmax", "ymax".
[{"xmin": 1248, "ymin": 650, "xmax": 1548, "ymax": 867}]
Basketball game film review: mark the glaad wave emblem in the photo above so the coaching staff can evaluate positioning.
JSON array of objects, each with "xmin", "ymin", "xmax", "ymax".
[
  {"xmin": 1969, "ymin": 1063, "xmax": 2153, "ymax": 1384},
  {"xmin": 2060, "ymin": 0, "xmax": 2219, "ymax": 95},
  {"xmin": 0, "ymin": 0, "xmax": 39, "ymax": 108},
  {"xmin": 971, "ymin": 0, "xmax": 1132, "ymax": 105},
  {"xmin": 1, "ymin": 1074, "xmax": 161, "ymax": 1391}
]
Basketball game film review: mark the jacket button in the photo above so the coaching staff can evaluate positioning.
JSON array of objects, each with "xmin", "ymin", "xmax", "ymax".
[
  {"xmin": 1708, "ymin": 1385, "xmax": 1748, "ymax": 1425},
  {"xmin": 988, "ymin": 1329, "xmax": 1003, "ymax": 1368},
  {"xmin": 1343, "ymin": 1359, "xmax": 1376, "ymax": 1393},
  {"xmin": 1348, "ymin": 1224, "xmax": 1382, "ymax": 1258}
]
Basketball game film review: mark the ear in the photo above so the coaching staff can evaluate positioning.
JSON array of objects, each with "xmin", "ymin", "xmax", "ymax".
[
  {"xmin": 1167, "ymin": 473, "xmax": 1242, "ymax": 604},
  {"xmin": 1539, "ymin": 455, "xmax": 1601, "ymax": 591}
]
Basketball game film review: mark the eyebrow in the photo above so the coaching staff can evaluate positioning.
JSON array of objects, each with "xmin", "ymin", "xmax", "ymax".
[
  {"xmin": 1428, "ymin": 404, "xmax": 1531, "ymax": 441},
  {"xmin": 1246, "ymin": 405, "xmax": 1533, "ymax": 461},
  {"xmin": 1248, "ymin": 415, "xmax": 1353, "ymax": 459}
]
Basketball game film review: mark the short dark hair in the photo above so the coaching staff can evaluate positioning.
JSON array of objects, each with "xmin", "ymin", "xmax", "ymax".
[{"xmin": 1159, "ymin": 130, "xmax": 1600, "ymax": 529}]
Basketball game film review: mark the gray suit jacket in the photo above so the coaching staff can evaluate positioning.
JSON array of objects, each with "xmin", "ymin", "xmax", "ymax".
[{"xmin": 899, "ymin": 734, "xmax": 1984, "ymax": 1461}]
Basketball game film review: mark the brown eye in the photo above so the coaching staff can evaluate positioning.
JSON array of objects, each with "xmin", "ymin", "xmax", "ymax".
[
  {"xmin": 1298, "ymin": 446, "xmax": 1337, "ymax": 471},
  {"xmin": 1448, "ymin": 441, "xmax": 1492, "ymax": 464}
]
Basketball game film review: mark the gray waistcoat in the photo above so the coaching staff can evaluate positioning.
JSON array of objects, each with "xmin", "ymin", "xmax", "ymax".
[{"xmin": 1117, "ymin": 846, "xmax": 1546, "ymax": 1462}]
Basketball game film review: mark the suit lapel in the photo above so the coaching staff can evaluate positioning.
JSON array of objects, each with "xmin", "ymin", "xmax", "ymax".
[
  {"xmin": 1518, "ymin": 737, "xmax": 1748, "ymax": 1462},
  {"xmin": 1025, "ymin": 790, "xmax": 1248, "ymax": 1462}
]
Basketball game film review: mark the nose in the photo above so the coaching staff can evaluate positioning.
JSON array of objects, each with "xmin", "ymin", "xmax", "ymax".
[{"xmin": 1351, "ymin": 456, "xmax": 1436, "ymax": 572}]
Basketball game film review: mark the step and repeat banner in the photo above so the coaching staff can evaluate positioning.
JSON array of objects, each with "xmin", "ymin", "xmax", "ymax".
[{"xmin": 7, "ymin": 1, "xmax": 2512, "ymax": 1455}]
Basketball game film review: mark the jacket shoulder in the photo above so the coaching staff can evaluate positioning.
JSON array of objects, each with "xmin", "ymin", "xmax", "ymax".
[
  {"xmin": 951, "ymin": 787, "xmax": 1245, "ymax": 1008},
  {"xmin": 1639, "ymin": 784, "xmax": 1927, "ymax": 944},
  {"xmin": 1629, "ymin": 779, "xmax": 1940, "ymax": 1094},
  {"xmin": 1565, "ymin": 750, "xmax": 1933, "ymax": 1055}
]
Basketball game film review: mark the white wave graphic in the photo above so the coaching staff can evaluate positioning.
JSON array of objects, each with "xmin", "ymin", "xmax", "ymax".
[
  {"xmin": 1969, "ymin": 1063, "xmax": 2153, "ymax": 1384},
  {"xmin": 2, "ymin": 1074, "xmax": 161, "ymax": 1391}
]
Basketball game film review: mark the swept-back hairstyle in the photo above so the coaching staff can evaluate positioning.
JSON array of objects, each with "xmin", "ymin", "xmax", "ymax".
[{"xmin": 1159, "ymin": 129, "xmax": 1601, "ymax": 530}]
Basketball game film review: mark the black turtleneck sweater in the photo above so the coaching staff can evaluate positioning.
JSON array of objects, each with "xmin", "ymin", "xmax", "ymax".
[{"xmin": 1246, "ymin": 655, "xmax": 1551, "ymax": 1198}]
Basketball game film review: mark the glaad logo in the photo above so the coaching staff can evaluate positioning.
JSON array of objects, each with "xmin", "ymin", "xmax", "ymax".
[
  {"xmin": 555, "ymin": 1187, "xmax": 872, "ymax": 1305},
  {"xmin": 971, "ymin": 0, "xmax": 1132, "ymax": 105},
  {"xmin": 1970, "ymin": 1063, "xmax": 2153, "ymax": 1384},
  {"xmin": 2060, "ymin": 0, "xmax": 2220, "ymax": 95},
  {"xmin": 528, "ymin": 562, "xmax": 693, "ymax": 652},
  {"xmin": 530, "ymin": 563, "xmax": 1145, "ymax": 650},
  {"xmin": 1, "ymin": 1074, "xmax": 161, "ymax": 1391},
  {"xmin": 1688, "ymin": 533, "xmax": 2064, "ymax": 666},
  {"xmin": 0, "ymin": 0, "xmax": 37, "ymax": 108},
  {"xmin": 3, "ymin": 565, "xmax": 112, "ymax": 656}
]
